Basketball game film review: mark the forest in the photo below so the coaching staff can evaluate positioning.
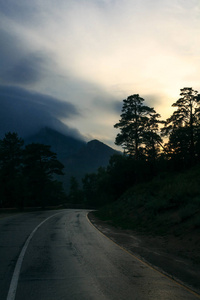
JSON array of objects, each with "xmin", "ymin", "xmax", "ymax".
[
  {"xmin": 0, "ymin": 133, "xmax": 65, "ymax": 209},
  {"xmin": 69, "ymin": 88, "xmax": 200, "ymax": 203},
  {"xmin": 1, "ymin": 87, "xmax": 200, "ymax": 231},
  {"xmin": 68, "ymin": 87, "xmax": 200, "ymax": 234}
]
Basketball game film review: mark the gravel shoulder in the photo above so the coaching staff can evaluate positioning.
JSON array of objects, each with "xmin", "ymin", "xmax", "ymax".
[{"xmin": 88, "ymin": 211, "xmax": 200, "ymax": 296}]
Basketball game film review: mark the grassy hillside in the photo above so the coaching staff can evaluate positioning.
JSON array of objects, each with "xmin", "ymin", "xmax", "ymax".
[{"xmin": 95, "ymin": 165, "xmax": 200, "ymax": 236}]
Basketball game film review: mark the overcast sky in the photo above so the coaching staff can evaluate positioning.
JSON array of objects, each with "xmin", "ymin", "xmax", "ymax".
[{"xmin": 0, "ymin": 0, "xmax": 200, "ymax": 148}]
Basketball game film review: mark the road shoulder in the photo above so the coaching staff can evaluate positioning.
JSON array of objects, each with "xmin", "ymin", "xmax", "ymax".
[{"xmin": 88, "ymin": 211, "xmax": 200, "ymax": 296}]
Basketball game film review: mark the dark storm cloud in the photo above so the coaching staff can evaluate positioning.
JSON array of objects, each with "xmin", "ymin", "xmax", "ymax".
[
  {"xmin": 92, "ymin": 95, "xmax": 123, "ymax": 114},
  {"xmin": 0, "ymin": 28, "xmax": 51, "ymax": 86},
  {"xmin": 4, "ymin": 53, "xmax": 47, "ymax": 85},
  {"xmin": 0, "ymin": 85, "xmax": 83, "ymax": 139},
  {"xmin": 0, "ymin": 1, "xmax": 38, "ymax": 23},
  {"xmin": 0, "ymin": 29, "xmax": 24, "ymax": 71}
]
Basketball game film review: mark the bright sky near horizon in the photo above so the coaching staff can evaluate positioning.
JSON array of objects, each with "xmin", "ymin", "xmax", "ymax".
[{"xmin": 0, "ymin": 0, "xmax": 200, "ymax": 148}]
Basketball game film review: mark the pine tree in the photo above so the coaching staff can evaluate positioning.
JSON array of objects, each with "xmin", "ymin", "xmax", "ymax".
[
  {"xmin": 161, "ymin": 87, "xmax": 200, "ymax": 163},
  {"xmin": 114, "ymin": 94, "xmax": 162, "ymax": 159}
]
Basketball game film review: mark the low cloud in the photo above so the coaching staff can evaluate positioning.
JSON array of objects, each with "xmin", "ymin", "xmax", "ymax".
[
  {"xmin": 3, "ymin": 53, "xmax": 47, "ymax": 85},
  {"xmin": 0, "ymin": 85, "xmax": 84, "ymax": 139},
  {"xmin": 92, "ymin": 95, "xmax": 123, "ymax": 114},
  {"xmin": 0, "ymin": 28, "xmax": 51, "ymax": 86}
]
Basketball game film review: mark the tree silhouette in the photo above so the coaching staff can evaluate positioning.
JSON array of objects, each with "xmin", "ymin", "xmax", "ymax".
[
  {"xmin": 23, "ymin": 143, "xmax": 64, "ymax": 208},
  {"xmin": 142, "ymin": 111, "xmax": 164, "ymax": 162},
  {"xmin": 68, "ymin": 176, "xmax": 82, "ymax": 205},
  {"xmin": 0, "ymin": 132, "xmax": 24, "ymax": 207},
  {"xmin": 114, "ymin": 94, "xmax": 162, "ymax": 159},
  {"xmin": 82, "ymin": 173, "xmax": 98, "ymax": 206},
  {"xmin": 161, "ymin": 87, "xmax": 200, "ymax": 163},
  {"xmin": 0, "ymin": 132, "xmax": 24, "ymax": 169},
  {"xmin": 0, "ymin": 133, "xmax": 66, "ymax": 208}
]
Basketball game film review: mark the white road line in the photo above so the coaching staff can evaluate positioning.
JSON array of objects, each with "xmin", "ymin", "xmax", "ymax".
[{"xmin": 6, "ymin": 211, "xmax": 64, "ymax": 300}]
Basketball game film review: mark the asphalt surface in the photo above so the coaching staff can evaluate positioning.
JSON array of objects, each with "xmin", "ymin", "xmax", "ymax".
[{"xmin": 0, "ymin": 209, "xmax": 199, "ymax": 300}]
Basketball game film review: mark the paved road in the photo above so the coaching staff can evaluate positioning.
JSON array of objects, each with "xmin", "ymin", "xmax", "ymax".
[{"xmin": 0, "ymin": 209, "xmax": 199, "ymax": 300}]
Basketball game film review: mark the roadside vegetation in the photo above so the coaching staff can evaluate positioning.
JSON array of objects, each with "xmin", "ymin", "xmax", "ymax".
[
  {"xmin": 70, "ymin": 87, "xmax": 200, "ymax": 238},
  {"xmin": 0, "ymin": 132, "xmax": 66, "ymax": 210},
  {"xmin": 95, "ymin": 165, "xmax": 200, "ymax": 236}
]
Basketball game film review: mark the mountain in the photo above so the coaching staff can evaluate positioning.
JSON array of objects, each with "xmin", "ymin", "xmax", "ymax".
[
  {"xmin": 25, "ymin": 127, "xmax": 86, "ymax": 160},
  {"xmin": 25, "ymin": 127, "xmax": 119, "ymax": 191}
]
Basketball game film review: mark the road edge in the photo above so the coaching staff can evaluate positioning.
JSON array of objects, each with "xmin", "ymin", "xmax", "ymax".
[{"xmin": 86, "ymin": 211, "xmax": 200, "ymax": 299}]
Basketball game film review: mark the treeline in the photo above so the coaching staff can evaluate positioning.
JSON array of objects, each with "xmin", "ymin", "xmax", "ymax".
[
  {"xmin": 2, "ymin": 87, "xmax": 200, "ymax": 210},
  {"xmin": 68, "ymin": 87, "xmax": 200, "ymax": 207},
  {"xmin": 0, "ymin": 132, "xmax": 65, "ymax": 209}
]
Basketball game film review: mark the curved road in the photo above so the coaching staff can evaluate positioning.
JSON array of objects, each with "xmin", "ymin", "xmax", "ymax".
[{"xmin": 0, "ymin": 209, "xmax": 199, "ymax": 300}]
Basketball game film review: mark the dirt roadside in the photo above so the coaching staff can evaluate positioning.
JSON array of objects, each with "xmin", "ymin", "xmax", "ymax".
[
  {"xmin": 0, "ymin": 211, "xmax": 22, "ymax": 219},
  {"xmin": 88, "ymin": 211, "xmax": 200, "ymax": 296}
]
